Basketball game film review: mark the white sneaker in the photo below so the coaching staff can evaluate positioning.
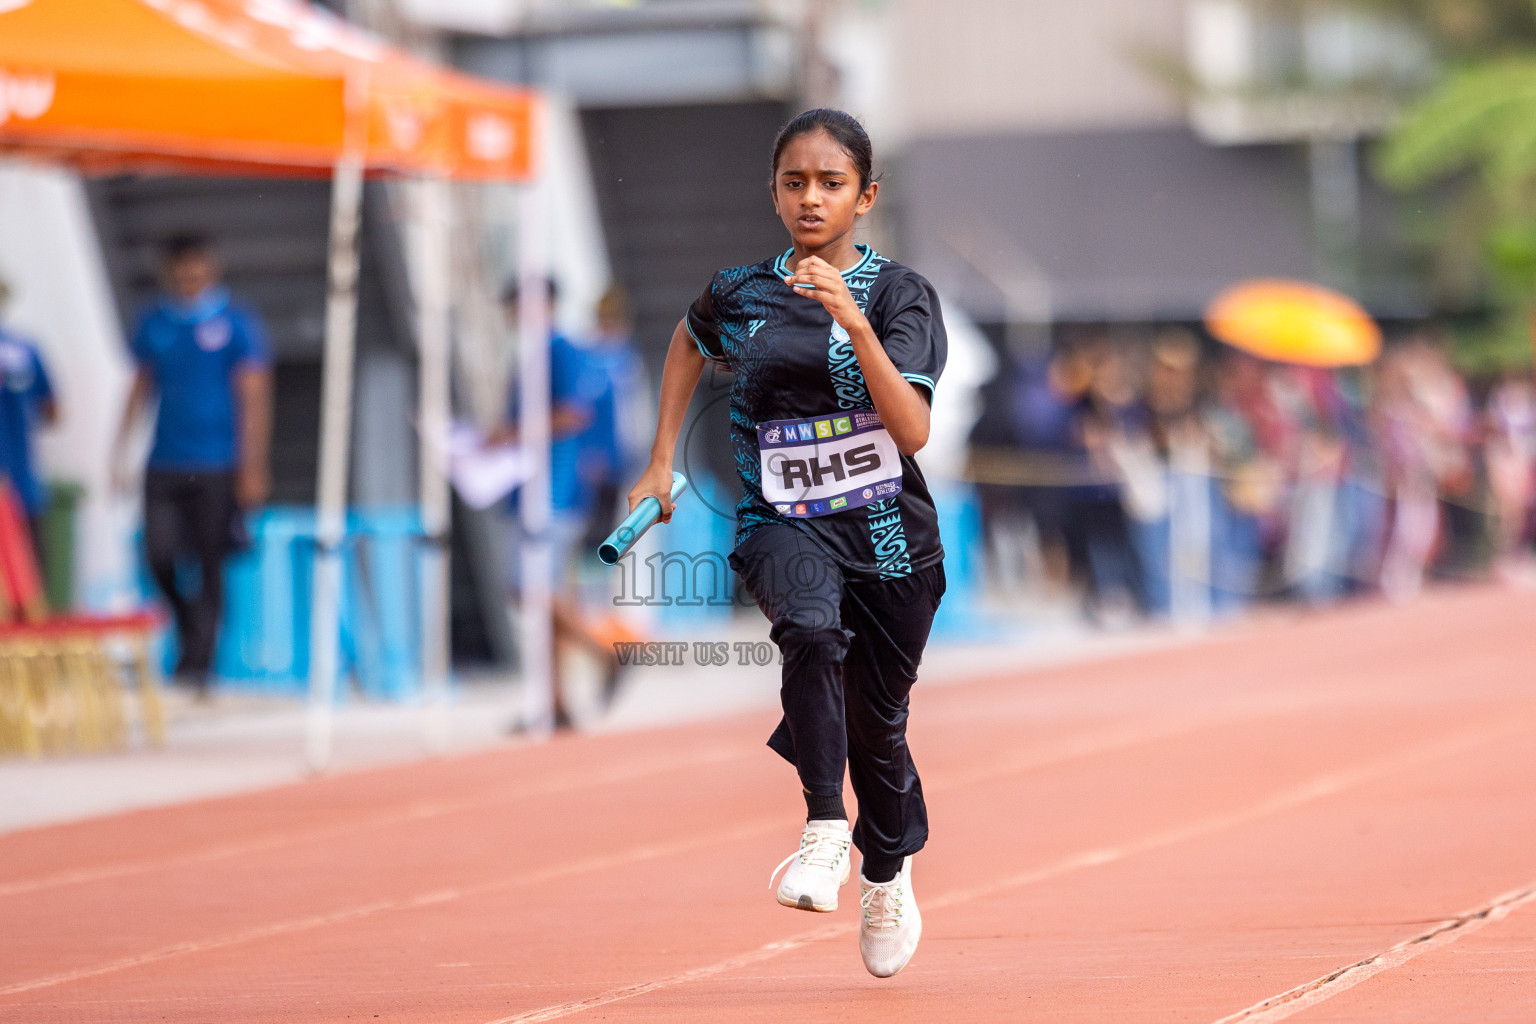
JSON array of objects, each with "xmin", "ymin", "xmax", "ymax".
[
  {"xmin": 769, "ymin": 819, "xmax": 853, "ymax": 912},
  {"xmin": 859, "ymin": 856, "xmax": 921, "ymax": 978}
]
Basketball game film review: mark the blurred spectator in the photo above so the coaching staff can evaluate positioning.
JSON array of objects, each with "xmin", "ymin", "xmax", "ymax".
[
  {"xmin": 1483, "ymin": 373, "xmax": 1536, "ymax": 576},
  {"xmin": 968, "ymin": 341, "xmax": 1085, "ymax": 598},
  {"xmin": 497, "ymin": 279, "xmax": 619, "ymax": 729},
  {"xmin": 969, "ymin": 320, "xmax": 1510, "ymax": 624},
  {"xmin": 1375, "ymin": 337, "xmax": 1473, "ymax": 602},
  {"xmin": 1205, "ymin": 352, "xmax": 1283, "ymax": 612},
  {"xmin": 1071, "ymin": 333, "xmax": 1142, "ymax": 622},
  {"xmin": 0, "ymin": 274, "xmax": 59, "ymax": 569},
  {"xmin": 113, "ymin": 236, "xmax": 273, "ymax": 696},
  {"xmin": 1424, "ymin": 342, "xmax": 1482, "ymax": 579},
  {"xmin": 1109, "ymin": 330, "xmax": 1204, "ymax": 618},
  {"xmin": 1331, "ymin": 368, "xmax": 1389, "ymax": 597},
  {"xmin": 575, "ymin": 285, "xmax": 649, "ymax": 557},
  {"xmin": 1274, "ymin": 366, "xmax": 1350, "ymax": 604}
]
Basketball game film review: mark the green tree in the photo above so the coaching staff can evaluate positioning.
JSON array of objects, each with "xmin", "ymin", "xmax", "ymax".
[
  {"xmin": 1376, "ymin": 53, "xmax": 1536, "ymax": 369},
  {"xmin": 1301, "ymin": 0, "xmax": 1536, "ymax": 370},
  {"xmin": 1267, "ymin": 0, "xmax": 1536, "ymax": 58},
  {"xmin": 1186, "ymin": 2, "xmax": 1536, "ymax": 370}
]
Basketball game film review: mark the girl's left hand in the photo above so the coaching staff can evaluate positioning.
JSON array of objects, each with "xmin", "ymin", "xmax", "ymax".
[{"xmin": 784, "ymin": 257, "xmax": 868, "ymax": 335}]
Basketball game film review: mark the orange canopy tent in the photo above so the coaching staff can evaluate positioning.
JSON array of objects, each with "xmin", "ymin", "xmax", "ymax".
[
  {"xmin": 0, "ymin": 0, "xmax": 557, "ymax": 760},
  {"xmin": 0, "ymin": 0, "xmax": 536, "ymax": 179}
]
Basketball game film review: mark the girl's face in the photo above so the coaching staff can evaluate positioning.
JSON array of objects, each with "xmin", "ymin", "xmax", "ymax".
[{"xmin": 771, "ymin": 129, "xmax": 878, "ymax": 251}]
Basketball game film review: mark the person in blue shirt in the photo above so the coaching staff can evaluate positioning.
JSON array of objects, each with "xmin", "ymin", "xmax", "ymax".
[
  {"xmin": 496, "ymin": 278, "xmax": 614, "ymax": 729},
  {"xmin": 0, "ymin": 275, "xmax": 60, "ymax": 568},
  {"xmin": 575, "ymin": 286, "xmax": 648, "ymax": 553},
  {"xmin": 495, "ymin": 279, "xmax": 607, "ymax": 519},
  {"xmin": 112, "ymin": 236, "xmax": 273, "ymax": 696}
]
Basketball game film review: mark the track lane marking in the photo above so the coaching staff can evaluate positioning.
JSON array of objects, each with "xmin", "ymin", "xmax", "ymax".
[
  {"xmin": 0, "ymin": 699, "xmax": 1265, "ymax": 900},
  {"xmin": 0, "ymin": 706, "xmax": 1274, "ymax": 999},
  {"xmin": 0, "ymin": 627, "xmax": 1350, "ymax": 900},
  {"xmin": 1210, "ymin": 882, "xmax": 1536, "ymax": 1023},
  {"xmin": 0, "ymin": 743, "xmax": 755, "ymax": 899},
  {"xmin": 0, "ymin": 818, "xmax": 783, "ymax": 998},
  {"xmin": 4, "ymin": 708, "xmax": 1517, "ymax": 1008},
  {"xmin": 479, "ymin": 718, "xmax": 1527, "ymax": 1024}
]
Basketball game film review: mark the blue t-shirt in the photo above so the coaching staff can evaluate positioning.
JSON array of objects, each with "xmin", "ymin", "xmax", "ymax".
[
  {"xmin": 507, "ymin": 333, "xmax": 607, "ymax": 515},
  {"xmin": 0, "ymin": 330, "xmax": 55, "ymax": 515},
  {"xmin": 130, "ymin": 287, "xmax": 270, "ymax": 471},
  {"xmin": 575, "ymin": 340, "xmax": 644, "ymax": 485}
]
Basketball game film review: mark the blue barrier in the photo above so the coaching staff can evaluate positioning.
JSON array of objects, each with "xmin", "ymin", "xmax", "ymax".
[
  {"xmin": 929, "ymin": 481, "xmax": 1006, "ymax": 640},
  {"xmin": 141, "ymin": 506, "xmax": 424, "ymax": 700},
  {"xmin": 649, "ymin": 473, "xmax": 737, "ymax": 635}
]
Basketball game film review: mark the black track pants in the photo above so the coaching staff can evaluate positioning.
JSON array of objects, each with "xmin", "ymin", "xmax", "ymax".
[
  {"xmin": 730, "ymin": 522, "xmax": 945, "ymax": 865},
  {"xmin": 144, "ymin": 469, "xmax": 236, "ymax": 681}
]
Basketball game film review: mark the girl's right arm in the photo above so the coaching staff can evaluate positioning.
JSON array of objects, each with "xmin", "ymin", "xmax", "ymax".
[{"xmin": 627, "ymin": 318, "xmax": 705, "ymax": 523}]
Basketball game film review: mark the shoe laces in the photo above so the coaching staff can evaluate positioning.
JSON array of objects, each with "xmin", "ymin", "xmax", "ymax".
[
  {"xmin": 768, "ymin": 823, "xmax": 850, "ymax": 890},
  {"xmin": 861, "ymin": 878, "xmax": 904, "ymax": 930}
]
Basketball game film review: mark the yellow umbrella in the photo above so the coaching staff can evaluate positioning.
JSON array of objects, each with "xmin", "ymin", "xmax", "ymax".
[{"xmin": 1205, "ymin": 279, "xmax": 1382, "ymax": 367}]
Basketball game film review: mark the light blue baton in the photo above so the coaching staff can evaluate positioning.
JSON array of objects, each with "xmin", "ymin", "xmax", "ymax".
[{"xmin": 598, "ymin": 472, "xmax": 689, "ymax": 566}]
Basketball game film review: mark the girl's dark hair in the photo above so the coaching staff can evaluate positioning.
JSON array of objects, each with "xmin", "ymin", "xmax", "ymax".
[{"xmin": 770, "ymin": 108, "xmax": 875, "ymax": 191}]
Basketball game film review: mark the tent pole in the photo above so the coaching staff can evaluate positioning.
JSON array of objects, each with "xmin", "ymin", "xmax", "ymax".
[
  {"xmin": 517, "ymin": 184, "xmax": 553, "ymax": 735},
  {"xmin": 305, "ymin": 153, "xmax": 365, "ymax": 773},
  {"xmin": 415, "ymin": 175, "xmax": 453, "ymax": 753}
]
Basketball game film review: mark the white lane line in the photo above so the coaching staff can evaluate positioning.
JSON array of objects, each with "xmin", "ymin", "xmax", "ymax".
[
  {"xmin": 480, "ymin": 718, "xmax": 1526, "ymax": 1024},
  {"xmin": 0, "ymin": 706, "xmax": 1269, "ymax": 1000},
  {"xmin": 0, "ymin": 699, "xmax": 1254, "ymax": 901},
  {"xmin": 932, "ymin": 692, "xmax": 1331, "ymax": 792},
  {"xmin": 485, "ymin": 922, "xmax": 862, "ymax": 1024},
  {"xmin": 0, "ymin": 819, "xmax": 779, "ymax": 998},
  {"xmin": 0, "ymin": 889, "xmax": 463, "ymax": 999},
  {"xmin": 1211, "ymin": 883, "xmax": 1536, "ymax": 1024},
  {"xmin": 0, "ymin": 634, "xmax": 1325, "ymax": 900},
  {"xmin": 0, "ymin": 744, "xmax": 754, "ymax": 899},
  {"xmin": 0, "ymin": 646, "xmax": 1347, "ymax": 902}
]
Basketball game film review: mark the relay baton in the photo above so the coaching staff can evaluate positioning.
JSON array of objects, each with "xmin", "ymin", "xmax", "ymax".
[{"xmin": 597, "ymin": 472, "xmax": 689, "ymax": 566}]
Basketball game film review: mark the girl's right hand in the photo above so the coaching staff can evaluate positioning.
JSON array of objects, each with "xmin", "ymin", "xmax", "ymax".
[{"xmin": 627, "ymin": 461, "xmax": 677, "ymax": 523}]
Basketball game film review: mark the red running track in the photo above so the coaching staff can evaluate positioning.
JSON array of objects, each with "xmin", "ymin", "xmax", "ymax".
[{"xmin": 2, "ymin": 586, "xmax": 1534, "ymax": 1023}]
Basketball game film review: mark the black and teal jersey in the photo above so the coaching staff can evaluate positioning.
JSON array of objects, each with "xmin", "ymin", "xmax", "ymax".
[{"xmin": 685, "ymin": 245, "xmax": 947, "ymax": 582}]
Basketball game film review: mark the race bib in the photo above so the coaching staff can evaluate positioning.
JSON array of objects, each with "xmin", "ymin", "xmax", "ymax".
[{"xmin": 758, "ymin": 410, "xmax": 903, "ymax": 518}]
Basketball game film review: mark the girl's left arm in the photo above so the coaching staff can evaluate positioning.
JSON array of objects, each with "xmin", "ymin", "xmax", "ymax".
[{"xmin": 784, "ymin": 256, "xmax": 930, "ymax": 456}]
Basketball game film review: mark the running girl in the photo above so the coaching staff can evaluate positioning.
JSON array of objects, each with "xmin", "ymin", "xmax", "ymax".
[{"xmin": 626, "ymin": 108, "xmax": 946, "ymax": 978}]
